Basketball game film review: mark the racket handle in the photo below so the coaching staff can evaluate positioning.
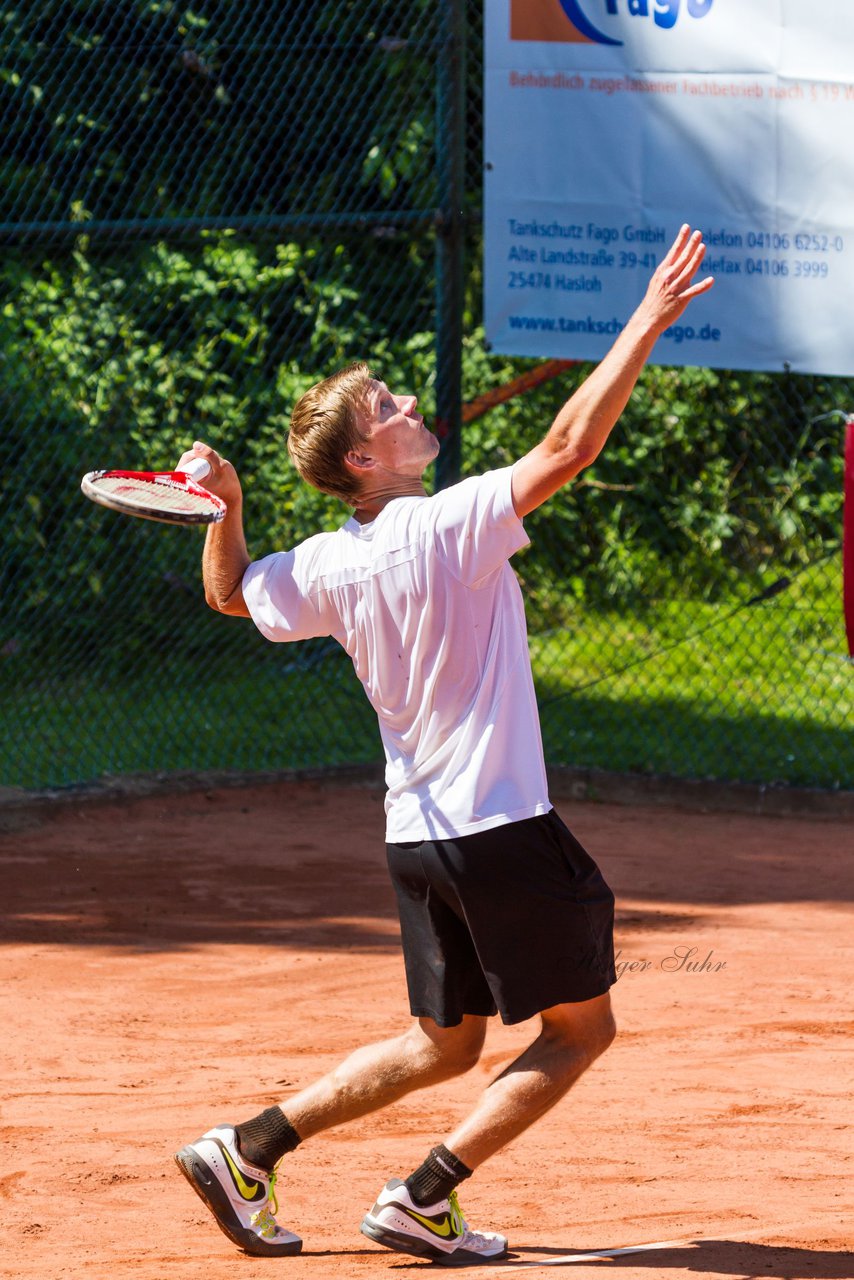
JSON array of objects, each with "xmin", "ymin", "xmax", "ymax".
[{"xmin": 182, "ymin": 456, "xmax": 211, "ymax": 483}]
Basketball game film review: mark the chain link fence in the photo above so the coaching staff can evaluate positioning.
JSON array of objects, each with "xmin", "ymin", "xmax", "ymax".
[{"xmin": 1, "ymin": 1, "xmax": 851, "ymax": 793}]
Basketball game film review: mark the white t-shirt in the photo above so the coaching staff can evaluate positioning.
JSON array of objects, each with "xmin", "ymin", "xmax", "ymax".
[{"xmin": 242, "ymin": 465, "xmax": 551, "ymax": 841}]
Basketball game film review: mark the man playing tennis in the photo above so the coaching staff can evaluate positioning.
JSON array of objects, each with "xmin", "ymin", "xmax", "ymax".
[{"xmin": 175, "ymin": 226, "xmax": 713, "ymax": 1262}]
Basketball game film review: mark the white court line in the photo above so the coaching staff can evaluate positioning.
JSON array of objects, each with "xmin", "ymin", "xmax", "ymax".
[
  {"xmin": 482, "ymin": 1224, "xmax": 806, "ymax": 1270},
  {"xmin": 496, "ymin": 1237, "xmax": 692, "ymax": 1269}
]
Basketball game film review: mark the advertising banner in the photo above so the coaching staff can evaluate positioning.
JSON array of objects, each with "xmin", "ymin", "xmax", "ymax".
[{"xmin": 484, "ymin": 1, "xmax": 854, "ymax": 374}]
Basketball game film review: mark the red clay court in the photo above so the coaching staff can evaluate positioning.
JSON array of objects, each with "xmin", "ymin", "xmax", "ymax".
[{"xmin": 3, "ymin": 777, "xmax": 851, "ymax": 1278}]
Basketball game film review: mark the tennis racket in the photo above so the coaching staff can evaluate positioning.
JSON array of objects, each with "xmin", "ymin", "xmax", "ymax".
[{"xmin": 80, "ymin": 457, "xmax": 226, "ymax": 526}]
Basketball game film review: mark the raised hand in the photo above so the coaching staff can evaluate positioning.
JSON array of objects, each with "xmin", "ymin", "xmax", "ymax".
[{"xmin": 637, "ymin": 224, "xmax": 714, "ymax": 333}]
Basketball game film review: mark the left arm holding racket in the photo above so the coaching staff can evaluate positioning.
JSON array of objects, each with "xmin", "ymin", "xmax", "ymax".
[{"xmin": 174, "ymin": 441, "xmax": 251, "ymax": 617}]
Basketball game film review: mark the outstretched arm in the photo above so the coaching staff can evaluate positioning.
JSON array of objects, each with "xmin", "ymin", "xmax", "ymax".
[
  {"xmin": 510, "ymin": 225, "xmax": 714, "ymax": 519},
  {"xmin": 175, "ymin": 440, "xmax": 251, "ymax": 616}
]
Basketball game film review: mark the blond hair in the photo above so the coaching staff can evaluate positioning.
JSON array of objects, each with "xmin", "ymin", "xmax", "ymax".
[{"xmin": 287, "ymin": 362, "xmax": 374, "ymax": 504}]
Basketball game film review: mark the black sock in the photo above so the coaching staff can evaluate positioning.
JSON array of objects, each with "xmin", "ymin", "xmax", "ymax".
[
  {"xmin": 234, "ymin": 1106, "xmax": 301, "ymax": 1170},
  {"xmin": 405, "ymin": 1144, "xmax": 473, "ymax": 1207}
]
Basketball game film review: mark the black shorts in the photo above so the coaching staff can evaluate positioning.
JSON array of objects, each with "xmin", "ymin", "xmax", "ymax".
[{"xmin": 386, "ymin": 808, "xmax": 616, "ymax": 1027}]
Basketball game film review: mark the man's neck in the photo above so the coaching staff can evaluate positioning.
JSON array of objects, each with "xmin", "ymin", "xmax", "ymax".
[{"xmin": 351, "ymin": 479, "xmax": 428, "ymax": 524}]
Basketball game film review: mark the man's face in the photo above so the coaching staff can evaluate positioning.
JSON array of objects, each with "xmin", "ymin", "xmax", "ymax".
[{"xmin": 357, "ymin": 379, "xmax": 440, "ymax": 476}]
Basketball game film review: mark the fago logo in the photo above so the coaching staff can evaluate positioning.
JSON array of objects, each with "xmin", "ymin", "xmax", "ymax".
[{"xmin": 511, "ymin": 0, "xmax": 715, "ymax": 45}]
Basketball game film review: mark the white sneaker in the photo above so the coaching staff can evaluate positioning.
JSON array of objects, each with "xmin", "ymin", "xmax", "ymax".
[
  {"xmin": 361, "ymin": 1178, "xmax": 508, "ymax": 1264},
  {"xmin": 175, "ymin": 1124, "xmax": 302, "ymax": 1257}
]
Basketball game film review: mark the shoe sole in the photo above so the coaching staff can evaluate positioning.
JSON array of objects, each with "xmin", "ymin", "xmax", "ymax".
[
  {"xmin": 175, "ymin": 1146, "xmax": 302, "ymax": 1258},
  {"xmin": 360, "ymin": 1215, "xmax": 507, "ymax": 1267}
]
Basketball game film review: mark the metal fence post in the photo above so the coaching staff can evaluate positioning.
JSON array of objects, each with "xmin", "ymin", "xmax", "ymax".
[{"xmin": 434, "ymin": 0, "xmax": 467, "ymax": 490}]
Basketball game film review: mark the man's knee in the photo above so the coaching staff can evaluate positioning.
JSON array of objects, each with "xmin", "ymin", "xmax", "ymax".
[
  {"xmin": 413, "ymin": 1015, "xmax": 486, "ymax": 1078},
  {"xmin": 591, "ymin": 1006, "xmax": 617, "ymax": 1059},
  {"xmin": 542, "ymin": 996, "xmax": 617, "ymax": 1066},
  {"xmin": 567, "ymin": 1010, "xmax": 616, "ymax": 1067}
]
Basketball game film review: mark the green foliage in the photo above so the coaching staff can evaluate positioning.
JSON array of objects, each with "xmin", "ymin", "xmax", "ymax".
[
  {"xmin": 462, "ymin": 340, "xmax": 846, "ymax": 620},
  {"xmin": 0, "ymin": 1, "xmax": 439, "ymax": 227},
  {"xmin": 0, "ymin": 231, "xmax": 848, "ymax": 669},
  {"xmin": 0, "ymin": 228, "xmax": 438, "ymax": 665}
]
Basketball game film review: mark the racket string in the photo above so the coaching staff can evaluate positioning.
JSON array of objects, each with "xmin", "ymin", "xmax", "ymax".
[
  {"xmin": 97, "ymin": 475, "xmax": 218, "ymax": 513},
  {"xmin": 81, "ymin": 470, "xmax": 226, "ymax": 524}
]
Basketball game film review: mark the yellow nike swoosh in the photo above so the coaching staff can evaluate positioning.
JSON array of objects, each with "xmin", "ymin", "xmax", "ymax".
[
  {"xmin": 221, "ymin": 1143, "xmax": 261, "ymax": 1200},
  {"xmin": 407, "ymin": 1208, "xmax": 453, "ymax": 1238}
]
